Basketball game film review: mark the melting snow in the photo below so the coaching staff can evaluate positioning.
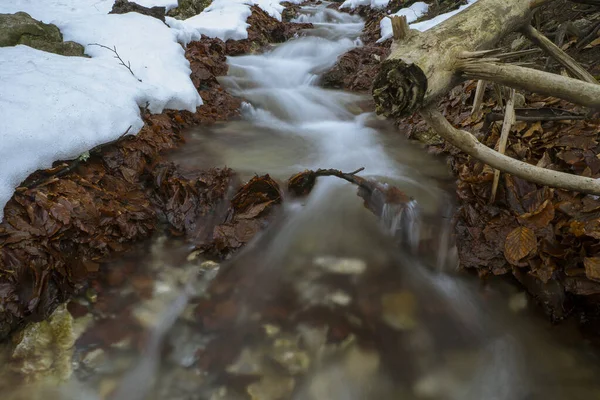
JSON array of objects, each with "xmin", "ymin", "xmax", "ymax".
[
  {"xmin": 378, "ymin": 0, "xmax": 479, "ymax": 42},
  {"xmin": 340, "ymin": 0, "xmax": 390, "ymax": 10},
  {"xmin": 0, "ymin": 0, "xmax": 298, "ymax": 221}
]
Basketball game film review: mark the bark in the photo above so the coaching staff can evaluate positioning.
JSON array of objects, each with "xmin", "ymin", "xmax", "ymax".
[
  {"xmin": 419, "ymin": 106, "xmax": 600, "ymax": 195},
  {"xmin": 372, "ymin": 0, "xmax": 536, "ymax": 118},
  {"xmin": 457, "ymin": 59, "xmax": 600, "ymax": 109},
  {"xmin": 522, "ymin": 24, "xmax": 598, "ymax": 84}
]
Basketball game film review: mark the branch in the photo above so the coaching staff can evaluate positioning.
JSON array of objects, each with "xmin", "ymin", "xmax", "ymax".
[
  {"xmin": 419, "ymin": 107, "xmax": 600, "ymax": 195},
  {"xmin": 471, "ymin": 80, "xmax": 487, "ymax": 114},
  {"xmin": 522, "ymin": 25, "xmax": 598, "ymax": 84},
  {"xmin": 456, "ymin": 59, "xmax": 600, "ymax": 109},
  {"xmin": 287, "ymin": 167, "xmax": 412, "ymax": 217},
  {"xmin": 482, "ymin": 107, "xmax": 586, "ymax": 130},
  {"xmin": 88, "ymin": 43, "xmax": 142, "ymax": 82}
]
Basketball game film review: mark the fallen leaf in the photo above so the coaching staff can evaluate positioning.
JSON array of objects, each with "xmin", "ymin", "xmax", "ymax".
[
  {"xmin": 584, "ymin": 257, "xmax": 600, "ymax": 282},
  {"xmin": 504, "ymin": 226, "xmax": 537, "ymax": 265}
]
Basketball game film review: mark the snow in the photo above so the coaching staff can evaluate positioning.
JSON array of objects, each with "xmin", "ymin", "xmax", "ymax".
[
  {"xmin": 378, "ymin": 0, "xmax": 479, "ymax": 42},
  {"xmin": 181, "ymin": 0, "xmax": 254, "ymax": 41},
  {"xmin": 177, "ymin": 0, "xmax": 298, "ymax": 42},
  {"xmin": 0, "ymin": 0, "xmax": 303, "ymax": 221},
  {"xmin": 340, "ymin": 0, "xmax": 390, "ymax": 10},
  {"xmin": 135, "ymin": 0, "xmax": 179, "ymax": 10}
]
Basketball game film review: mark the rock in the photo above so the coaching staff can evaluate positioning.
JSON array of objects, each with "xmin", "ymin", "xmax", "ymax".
[
  {"xmin": 0, "ymin": 12, "xmax": 85, "ymax": 56},
  {"xmin": 110, "ymin": 0, "xmax": 166, "ymax": 23},
  {"xmin": 167, "ymin": 0, "xmax": 212, "ymax": 20},
  {"xmin": 9, "ymin": 304, "xmax": 75, "ymax": 382}
]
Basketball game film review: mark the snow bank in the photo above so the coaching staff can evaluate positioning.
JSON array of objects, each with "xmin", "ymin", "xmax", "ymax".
[
  {"xmin": 0, "ymin": 0, "xmax": 299, "ymax": 221},
  {"xmin": 0, "ymin": 46, "xmax": 146, "ymax": 217},
  {"xmin": 340, "ymin": 0, "xmax": 390, "ymax": 10},
  {"xmin": 378, "ymin": 0, "xmax": 479, "ymax": 42},
  {"xmin": 0, "ymin": 0, "xmax": 203, "ymax": 221},
  {"xmin": 177, "ymin": 0, "xmax": 300, "ymax": 42}
]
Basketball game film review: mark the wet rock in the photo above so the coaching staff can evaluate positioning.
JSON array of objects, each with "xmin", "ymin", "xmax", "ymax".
[
  {"xmin": 110, "ymin": 0, "xmax": 167, "ymax": 23},
  {"xmin": 247, "ymin": 376, "xmax": 295, "ymax": 400},
  {"xmin": 0, "ymin": 12, "xmax": 85, "ymax": 56},
  {"xmin": 381, "ymin": 291, "xmax": 418, "ymax": 331},
  {"xmin": 8, "ymin": 304, "xmax": 75, "ymax": 382},
  {"xmin": 167, "ymin": 0, "xmax": 212, "ymax": 20}
]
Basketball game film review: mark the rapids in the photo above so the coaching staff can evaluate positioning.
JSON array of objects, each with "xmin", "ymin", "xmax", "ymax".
[{"xmin": 2, "ymin": 3, "xmax": 600, "ymax": 400}]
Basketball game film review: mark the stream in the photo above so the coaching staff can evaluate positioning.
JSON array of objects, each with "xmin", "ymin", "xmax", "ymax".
[{"xmin": 2, "ymin": 3, "xmax": 600, "ymax": 399}]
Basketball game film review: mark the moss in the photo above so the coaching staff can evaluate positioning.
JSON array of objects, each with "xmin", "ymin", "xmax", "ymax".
[
  {"xmin": 0, "ymin": 12, "xmax": 85, "ymax": 57},
  {"xmin": 167, "ymin": 0, "xmax": 213, "ymax": 20}
]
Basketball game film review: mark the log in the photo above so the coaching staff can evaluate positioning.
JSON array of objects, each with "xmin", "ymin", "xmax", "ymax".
[
  {"xmin": 419, "ymin": 106, "xmax": 600, "ymax": 195},
  {"xmin": 457, "ymin": 59, "xmax": 600, "ymax": 109},
  {"xmin": 372, "ymin": 0, "xmax": 536, "ymax": 118}
]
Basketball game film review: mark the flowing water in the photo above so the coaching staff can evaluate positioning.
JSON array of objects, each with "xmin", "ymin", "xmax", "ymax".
[{"xmin": 2, "ymin": 3, "xmax": 600, "ymax": 399}]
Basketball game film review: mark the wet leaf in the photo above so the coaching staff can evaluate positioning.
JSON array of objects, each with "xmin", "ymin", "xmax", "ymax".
[{"xmin": 504, "ymin": 226, "xmax": 537, "ymax": 265}]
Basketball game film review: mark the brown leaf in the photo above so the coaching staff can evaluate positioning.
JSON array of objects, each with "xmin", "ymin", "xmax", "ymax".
[
  {"xmin": 504, "ymin": 226, "xmax": 537, "ymax": 265},
  {"xmin": 522, "ymin": 121, "xmax": 542, "ymax": 138},
  {"xmin": 584, "ymin": 257, "xmax": 600, "ymax": 282},
  {"xmin": 518, "ymin": 200, "xmax": 555, "ymax": 229}
]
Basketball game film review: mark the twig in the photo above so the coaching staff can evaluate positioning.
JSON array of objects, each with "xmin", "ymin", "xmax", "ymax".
[
  {"xmin": 287, "ymin": 167, "xmax": 412, "ymax": 219},
  {"xmin": 490, "ymin": 88, "xmax": 516, "ymax": 203},
  {"xmin": 482, "ymin": 107, "xmax": 586, "ymax": 130},
  {"xmin": 522, "ymin": 25, "xmax": 598, "ymax": 84},
  {"xmin": 577, "ymin": 19, "xmax": 600, "ymax": 49},
  {"xmin": 472, "ymin": 80, "xmax": 487, "ymax": 114},
  {"xmin": 88, "ymin": 43, "xmax": 142, "ymax": 82},
  {"xmin": 21, "ymin": 126, "xmax": 133, "ymax": 190}
]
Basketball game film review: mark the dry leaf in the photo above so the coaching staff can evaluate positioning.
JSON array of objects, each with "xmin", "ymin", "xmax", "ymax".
[
  {"xmin": 584, "ymin": 257, "xmax": 600, "ymax": 282},
  {"xmin": 585, "ymin": 37, "xmax": 600, "ymax": 49},
  {"xmin": 504, "ymin": 226, "xmax": 537, "ymax": 265},
  {"xmin": 522, "ymin": 121, "xmax": 542, "ymax": 138}
]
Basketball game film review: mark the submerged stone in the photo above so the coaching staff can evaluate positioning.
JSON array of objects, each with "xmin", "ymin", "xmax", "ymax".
[{"xmin": 8, "ymin": 304, "xmax": 75, "ymax": 382}]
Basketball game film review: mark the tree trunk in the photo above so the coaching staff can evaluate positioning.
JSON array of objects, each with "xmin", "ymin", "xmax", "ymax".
[{"xmin": 372, "ymin": 0, "xmax": 535, "ymax": 118}]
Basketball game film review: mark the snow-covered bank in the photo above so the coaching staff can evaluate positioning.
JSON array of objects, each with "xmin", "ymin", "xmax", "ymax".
[
  {"xmin": 378, "ymin": 0, "xmax": 479, "ymax": 42},
  {"xmin": 0, "ymin": 0, "xmax": 301, "ymax": 221}
]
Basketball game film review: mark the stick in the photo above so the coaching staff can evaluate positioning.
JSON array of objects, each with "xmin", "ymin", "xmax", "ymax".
[
  {"xmin": 482, "ymin": 107, "xmax": 586, "ymax": 130},
  {"xmin": 419, "ymin": 106, "xmax": 600, "ymax": 195},
  {"xmin": 472, "ymin": 80, "xmax": 487, "ymax": 114},
  {"xmin": 88, "ymin": 43, "xmax": 142, "ymax": 82},
  {"xmin": 457, "ymin": 59, "xmax": 600, "ymax": 109},
  {"xmin": 490, "ymin": 88, "xmax": 516, "ymax": 202},
  {"xmin": 522, "ymin": 25, "xmax": 598, "ymax": 84}
]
